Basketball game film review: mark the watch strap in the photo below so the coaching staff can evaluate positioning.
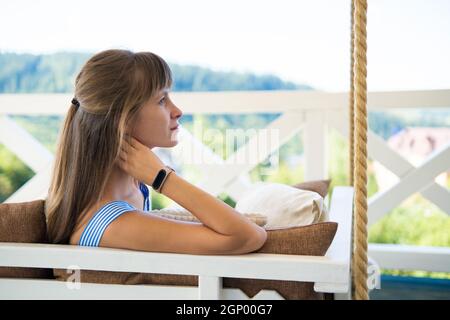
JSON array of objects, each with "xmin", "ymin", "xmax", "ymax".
[{"xmin": 152, "ymin": 166, "xmax": 175, "ymax": 193}]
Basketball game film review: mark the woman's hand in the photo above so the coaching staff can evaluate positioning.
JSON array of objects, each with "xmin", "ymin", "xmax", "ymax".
[{"xmin": 118, "ymin": 135, "xmax": 166, "ymax": 185}]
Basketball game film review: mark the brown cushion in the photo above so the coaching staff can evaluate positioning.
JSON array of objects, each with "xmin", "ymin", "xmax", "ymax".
[
  {"xmin": 292, "ymin": 179, "xmax": 332, "ymax": 198},
  {"xmin": 0, "ymin": 200, "xmax": 53, "ymax": 279},
  {"xmin": 54, "ymin": 222, "xmax": 337, "ymax": 299},
  {"xmin": 223, "ymin": 222, "xmax": 337, "ymax": 299}
]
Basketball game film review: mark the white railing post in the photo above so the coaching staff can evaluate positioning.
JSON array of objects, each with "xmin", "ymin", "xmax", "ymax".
[
  {"xmin": 198, "ymin": 275, "xmax": 223, "ymax": 300},
  {"xmin": 304, "ymin": 109, "xmax": 328, "ymax": 181}
]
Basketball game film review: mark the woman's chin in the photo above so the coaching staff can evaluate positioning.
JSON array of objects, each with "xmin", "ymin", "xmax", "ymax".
[
  {"xmin": 168, "ymin": 131, "xmax": 179, "ymax": 146},
  {"xmin": 164, "ymin": 138, "xmax": 179, "ymax": 148},
  {"xmin": 150, "ymin": 139, "xmax": 178, "ymax": 148}
]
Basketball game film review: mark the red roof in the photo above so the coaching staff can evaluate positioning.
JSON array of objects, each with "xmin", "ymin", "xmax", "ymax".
[{"xmin": 388, "ymin": 127, "xmax": 450, "ymax": 158}]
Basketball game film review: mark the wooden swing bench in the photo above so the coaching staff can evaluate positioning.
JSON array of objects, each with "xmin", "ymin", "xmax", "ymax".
[{"xmin": 0, "ymin": 186, "xmax": 353, "ymax": 300}]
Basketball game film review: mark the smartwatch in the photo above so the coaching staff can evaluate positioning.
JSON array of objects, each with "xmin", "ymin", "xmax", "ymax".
[{"xmin": 151, "ymin": 166, "xmax": 175, "ymax": 193}]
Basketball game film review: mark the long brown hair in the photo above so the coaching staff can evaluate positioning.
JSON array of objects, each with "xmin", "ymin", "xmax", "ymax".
[{"xmin": 46, "ymin": 49, "xmax": 173, "ymax": 244}]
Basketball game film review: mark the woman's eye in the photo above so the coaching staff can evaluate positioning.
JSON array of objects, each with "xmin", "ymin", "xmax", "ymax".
[{"xmin": 159, "ymin": 97, "xmax": 166, "ymax": 105}]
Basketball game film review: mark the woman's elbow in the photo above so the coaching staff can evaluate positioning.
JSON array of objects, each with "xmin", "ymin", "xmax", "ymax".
[
  {"xmin": 230, "ymin": 227, "xmax": 267, "ymax": 254},
  {"xmin": 249, "ymin": 227, "xmax": 268, "ymax": 251}
]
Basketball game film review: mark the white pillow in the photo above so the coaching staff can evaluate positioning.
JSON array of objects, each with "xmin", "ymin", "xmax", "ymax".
[{"xmin": 235, "ymin": 182, "xmax": 329, "ymax": 229}]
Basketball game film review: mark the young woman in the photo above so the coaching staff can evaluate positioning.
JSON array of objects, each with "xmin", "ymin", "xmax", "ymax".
[{"xmin": 45, "ymin": 49, "xmax": 267, "ymax": 255}]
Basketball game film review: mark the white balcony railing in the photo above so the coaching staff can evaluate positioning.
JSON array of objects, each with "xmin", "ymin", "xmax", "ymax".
[{"xmin": 1, "ymin": 89, "xmax": 450, "ymax": 276}]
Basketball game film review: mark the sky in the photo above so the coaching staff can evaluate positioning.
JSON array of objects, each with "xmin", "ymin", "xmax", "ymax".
[{"xmin": 1, "ymin": 0, "xmax": 449, "ymax": 92}]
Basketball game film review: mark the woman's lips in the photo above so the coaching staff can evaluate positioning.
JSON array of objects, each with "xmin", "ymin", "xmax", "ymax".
[{"xmin": 170, "ymin": 125, "xmax": 179, "ymax": 130}]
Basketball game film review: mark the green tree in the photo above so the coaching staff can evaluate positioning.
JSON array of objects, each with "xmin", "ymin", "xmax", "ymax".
[{"xmin": 0, "ymin": 145, "xmax": 34, "ymax": 202}]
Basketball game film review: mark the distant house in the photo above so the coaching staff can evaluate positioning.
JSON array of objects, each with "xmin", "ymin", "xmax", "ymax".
[{"xmin": 372, "ymin": 127, "xmax": 450, "ymax": 192}]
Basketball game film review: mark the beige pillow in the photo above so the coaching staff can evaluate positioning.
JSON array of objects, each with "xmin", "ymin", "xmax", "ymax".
[
  {"xmin": 150, "ymin": 207, "xmax": 267, "ymax": 227},
  {"xmin": 235, "ymin": 182, "xmax": 329, "ymax": 229}
]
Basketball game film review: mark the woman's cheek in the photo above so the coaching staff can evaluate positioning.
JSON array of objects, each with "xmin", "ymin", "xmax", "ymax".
[{"xmin": 131, "ymin": 124, "xmax": 151, "ymax": 147}]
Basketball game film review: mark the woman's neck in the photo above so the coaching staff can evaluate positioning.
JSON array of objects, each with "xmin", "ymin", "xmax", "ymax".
[{"xmin": 102, "ymin": 164, "xmax": 140, "ymax": 201}]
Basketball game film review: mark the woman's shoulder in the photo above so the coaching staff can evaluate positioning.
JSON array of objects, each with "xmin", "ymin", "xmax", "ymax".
[{"xmin": 69, "ymin": 195, "xmax": 144, "ymax": 246}]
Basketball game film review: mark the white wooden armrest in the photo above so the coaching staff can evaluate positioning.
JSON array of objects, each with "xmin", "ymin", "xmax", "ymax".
[
  {"xmin": 0, "ymin": 242, "xmax": 348, "ymax": 284},
  {"xmin": 314, "ymin": 186, "xmax": 354, "ymax": 294}
]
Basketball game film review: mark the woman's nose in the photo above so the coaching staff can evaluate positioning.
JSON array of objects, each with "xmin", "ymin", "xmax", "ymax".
[{"xmin": 171, "ymin": 104, "xmax": 183, "ymax": 119}]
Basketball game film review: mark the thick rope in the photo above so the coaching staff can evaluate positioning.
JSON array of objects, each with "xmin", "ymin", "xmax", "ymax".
[{"xmin": 352, "ymin": 0, "xmax": 369, "ymax": 300}]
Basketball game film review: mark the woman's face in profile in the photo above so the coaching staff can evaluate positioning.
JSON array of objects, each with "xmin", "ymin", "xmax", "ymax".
[{"xmin": 132, "ymin": 87, "xmax": 183, "ymax": 149}]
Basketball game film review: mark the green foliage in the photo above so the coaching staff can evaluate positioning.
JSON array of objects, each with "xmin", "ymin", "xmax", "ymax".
[
  {"xmin": 9, "ymin": 115, "xmax": 63, "ymax": 153},
  {"xmin": 380, "ymin": 269, "xmax": 450, "ymax": 279},
  {"xmin": 170, "ymin": 64, "xmax": 310, "ymax": 91},
  {"xmin": 369, "ymin": 194, "xmax": 450, "ymax": 247},
  {"xmin": 218, "ymin": 193, "xmax": 236, "ymax": 208},
  {"xmin": 150, "ymin": 191, "xmax": 173, "ymax": 210},
  {"xmin": 327, "ymin": 128, "xmax": 379, "ymax": 198},
  {"xmin": 0, "ymin": 52, "xmax": 91, "ymax": 92},
  {"xmin": 0, "ymin": 145, "xmax": 34, "ymax": 202},
  {"xmin": 253, "ymin": 160, "xmax": 304, "ymax": 185},
  {"xmin": 369, "ymin": 109, "xmax": 450, "ymax": 139},
  {"xmin": 0, "ymin": 52, "xmax": 307, "ymax": 93},
  {"xmin": 327, "ymin": 128, "xmax": 350, "ymax": 197},
  {"xmin": 370, "ymin": 193, "xmax": 450, "ymax": 279}
]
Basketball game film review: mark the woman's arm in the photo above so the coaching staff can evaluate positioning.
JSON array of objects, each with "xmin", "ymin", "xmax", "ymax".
[
  {"xmin": 119, "ymin": 136, "xmax": 267, "ymax": 251},
  {"xmin": 156, "ymin": 172, "xmax": 267, "ymax": 245}
]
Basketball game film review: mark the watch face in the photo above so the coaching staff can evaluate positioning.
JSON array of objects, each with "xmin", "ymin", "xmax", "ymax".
[{"xmin": 152, "ymin": 169, "xmax": 167, "ymax": 189}]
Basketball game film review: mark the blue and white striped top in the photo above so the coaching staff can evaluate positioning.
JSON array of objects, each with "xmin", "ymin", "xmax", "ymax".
[{"xmin": 78, "ymin": 182, "xmax": 151, "ymax": 247}]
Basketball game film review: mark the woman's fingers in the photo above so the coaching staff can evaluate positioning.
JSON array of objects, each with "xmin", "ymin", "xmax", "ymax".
[
  {"xmin": 121, "ymin": 133, "xmax": 136, "ymax": 149},
  {"xmin": 129, "ymin": 136, "xmax": 145, "ymax": 150},
  {"xmin": 122, "ymin": 136, "xmax": 132, "ymax": 149},
  {"xmin": 121, "ymin": 136, "xmax": 138, "ymax": 155},
  {"xmin": 119, "ymin": 149, "xmax": 127, "ymax": 160},
  {"xmin": 121, "ymin": 141, "xmax": 129, "ymax": 153}
]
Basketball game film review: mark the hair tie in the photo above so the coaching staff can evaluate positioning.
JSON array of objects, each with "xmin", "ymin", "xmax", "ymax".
[{"xmin": 71, "ymin": 98, "xmax": 80, "ymax": 109}]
